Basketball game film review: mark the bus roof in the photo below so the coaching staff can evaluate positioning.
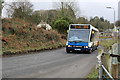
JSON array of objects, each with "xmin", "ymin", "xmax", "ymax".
[
  {"xmin": 69, "ymin": 24, "xmax": 99, "ymax": 32},
  {"xmin": 70, "ymin": 24, "xmax": 90, "ymax": 25}
]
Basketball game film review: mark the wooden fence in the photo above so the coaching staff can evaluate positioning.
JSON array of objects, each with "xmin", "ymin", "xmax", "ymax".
[{"xmin": 97, "ymin": 43, "xmax": 120, "ymax": 79}]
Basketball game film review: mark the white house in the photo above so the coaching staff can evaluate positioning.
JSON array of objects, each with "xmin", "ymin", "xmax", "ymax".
[{"xmin": 37, "ymin": 22, "xmax": 52, "ymax": 30}]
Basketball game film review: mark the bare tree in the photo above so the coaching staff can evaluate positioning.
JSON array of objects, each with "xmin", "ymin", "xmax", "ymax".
[
  {"xmin": 53, "ymin": 0, "xmax": 80, "ymax": 19},
  {"xmin": 6, "ymin": 0, "xmax": 33, "ymax": 19}
]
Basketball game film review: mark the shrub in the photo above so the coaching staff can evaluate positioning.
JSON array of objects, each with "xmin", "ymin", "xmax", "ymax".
[{"xmin": 53, "ymin": 19, "xmax": 69, "ymax": 34}]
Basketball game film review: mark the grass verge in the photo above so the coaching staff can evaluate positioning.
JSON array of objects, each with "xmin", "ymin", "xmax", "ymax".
[
  {"xmin": 2, "ymin": 41, "xmax": 66, "ymax": 56},
  {"xmin": 99, "ymin": 38, "xmax": 117, "ymax": 50},
  {"xmin": 87, "ymin": 67, "xmax": 98, "ymax": 78}
]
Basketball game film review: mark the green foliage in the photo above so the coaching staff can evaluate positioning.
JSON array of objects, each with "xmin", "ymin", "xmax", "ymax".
[
  {"xmin": 60, "ymin": 17, "xmax": 74, "ymax": 24},
  {"xmin": 77, "ymin": 17, "xmax": 89, "ymax": 24},
  {"xmin": 90, "ymin": 16, "xmax": 114, "ymax": 31},
  {"xmin": 29, "ymin": 12, "xmax": 41, "ymax": 24},
  {"xmin": 75, "ymin": 16, "xmax": 113, "ymax": 31},
  {"xmin": 58, "ymin": 5, "xmax": 76, "ymax": 23},
  {"xmin": 87, "ymin": 68, "xmax": 98, "ymax": 78},
  {"xmin": 52, "ymin": 3, "xmax": 77, "ymax": 34},
  {"xmin": 51, "ymin": 2, "xmax": 78, "ymax": 29},
  {"xmin": 100, "ymin": 38, "xmax": 117, "ymax": 50},
  {"xmin": 115, "ymin": 20, "xmax": 120, "ymax": 26},
  {"xmin": 54, "ymin": 19, "xmax": 69, "ymax": 34}
]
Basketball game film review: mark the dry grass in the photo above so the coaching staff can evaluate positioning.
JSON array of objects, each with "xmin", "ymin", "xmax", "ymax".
[{"xmin": 2, "ymin": 18, "xmax": 66, "ymax": 55}]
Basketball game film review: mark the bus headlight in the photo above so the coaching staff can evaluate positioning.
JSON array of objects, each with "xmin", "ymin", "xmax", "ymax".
[
  {"xmin": 84, "ymin": 46, "xmax": 88, "ymax": 48},
  {"xmin": 68, "ymin": 45, "xmax": 72, "ymax": 47}
]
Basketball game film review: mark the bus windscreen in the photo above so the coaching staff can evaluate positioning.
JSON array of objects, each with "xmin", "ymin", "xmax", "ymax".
[{"xmin": 68, "ymin": 29, "xmax": 90, "ymax": 42}]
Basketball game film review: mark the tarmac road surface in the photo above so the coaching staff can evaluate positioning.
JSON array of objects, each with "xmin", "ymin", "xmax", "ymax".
[{"xmin": 2, "ymin": 47, "xmax": 98, "ymax": 78}]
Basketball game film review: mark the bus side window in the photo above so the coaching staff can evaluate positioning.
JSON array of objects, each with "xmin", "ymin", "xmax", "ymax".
[
  {"xmin": 90, "ymin": 30, "xmax": 97, "ymax": 42},
  {"xmin": 90, "ymin": 30, "xmax": 94, "ymax": 42}
]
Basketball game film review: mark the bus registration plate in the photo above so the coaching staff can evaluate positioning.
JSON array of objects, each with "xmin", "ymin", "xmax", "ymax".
[{"xmin": 75, "ymin": 49, "xmax": 81, "ymax": 51}]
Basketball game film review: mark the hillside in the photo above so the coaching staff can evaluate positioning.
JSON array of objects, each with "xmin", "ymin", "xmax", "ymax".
[{"xmin": 2, "ymin": 18, "xmax": 66, "ymax": 55}]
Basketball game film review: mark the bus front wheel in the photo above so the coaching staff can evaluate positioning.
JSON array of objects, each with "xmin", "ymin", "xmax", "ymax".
[
  {"xmin": 88, "ymin": 49, "xmax": 92, "ymax": 54},
  {"xmin": 66, "ymin": 49, "xmax": 70, "ymax": 53}
]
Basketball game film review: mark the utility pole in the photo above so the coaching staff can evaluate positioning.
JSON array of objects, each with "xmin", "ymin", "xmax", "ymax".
[
  {"xmin": 106, "ymin": 7, "xmax": 116, "ymax": 32},
  {"xmin": 0, "ymin": 0, "xmax": 4, "ymax": 18},
  {"xmin": 61, "ymin": 2, "xmax": 64, "ymax": 17},
  {"xmin": 0, "ymin": 0, "xmax": 2, "ymax": 18}
]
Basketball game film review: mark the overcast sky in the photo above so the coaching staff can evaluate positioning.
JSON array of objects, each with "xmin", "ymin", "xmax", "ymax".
[{"xmin": 2, "ymin": 0, "xmax": 120, "ymax": 23}]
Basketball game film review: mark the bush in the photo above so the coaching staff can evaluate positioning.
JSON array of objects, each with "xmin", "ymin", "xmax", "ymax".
[{"xmin": 53, "ymin": 19, "xmax": 69, "ymax": 34}]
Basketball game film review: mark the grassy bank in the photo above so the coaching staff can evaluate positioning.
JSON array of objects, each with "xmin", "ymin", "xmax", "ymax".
[
  {"xmin": 2, "ymin": 18, "xmax": 66, "ymax": 56},
  {"xmin": 87, "ymin": 67, "xmax": 98, "ymax": 78},
  {"xmin": 2, "ymin": 41, "xmax": 66, "ymax": 56},
  {"xmin": 100, "ymin": 38, "xmax": 117, "ymax": 50}
]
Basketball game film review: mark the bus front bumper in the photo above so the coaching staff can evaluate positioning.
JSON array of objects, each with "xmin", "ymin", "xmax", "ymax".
[{"xmin": 66, "ymin": 46, "xmax": 91, "ymax": 52}]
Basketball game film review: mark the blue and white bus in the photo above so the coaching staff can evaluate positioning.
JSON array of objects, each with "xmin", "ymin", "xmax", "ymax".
[{"xmin": 66, "ymin": 24, "xmax": 99, "ymax": 53}]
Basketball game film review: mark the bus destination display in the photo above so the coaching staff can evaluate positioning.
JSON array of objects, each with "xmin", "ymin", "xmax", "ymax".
[{"xmin": 70, "ymin": 25, "xmax": 90, "ymax": 29}]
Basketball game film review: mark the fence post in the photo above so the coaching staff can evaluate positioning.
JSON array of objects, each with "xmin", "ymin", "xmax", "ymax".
[
  {"xmin": 98, "ymin": 59, "xmax": 103, "ymax": 79},
  {"xmin": 97, "ymin": 50, "xmax": 104, "ymax": 80},
  {"xmin": 119, "ymin": 63, "xmax": 120, "ymax": 78},
  {"xmin": 112, "ymin": 64, "xmax": 118, "ymax": 78},
  {"xmin": 111, "ymin": 44, "xmax": 119, "ymax": 78}
]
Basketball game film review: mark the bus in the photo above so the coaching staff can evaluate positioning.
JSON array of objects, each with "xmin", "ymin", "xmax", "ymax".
[{"xmin": 66, "ymin": 24, "xmax": 99, "ymax": 53}]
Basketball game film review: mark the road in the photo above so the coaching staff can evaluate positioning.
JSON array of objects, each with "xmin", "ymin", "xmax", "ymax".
[{"xmin": 2, "ymin": 48, "xmax": 98, "ymax": 78}]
